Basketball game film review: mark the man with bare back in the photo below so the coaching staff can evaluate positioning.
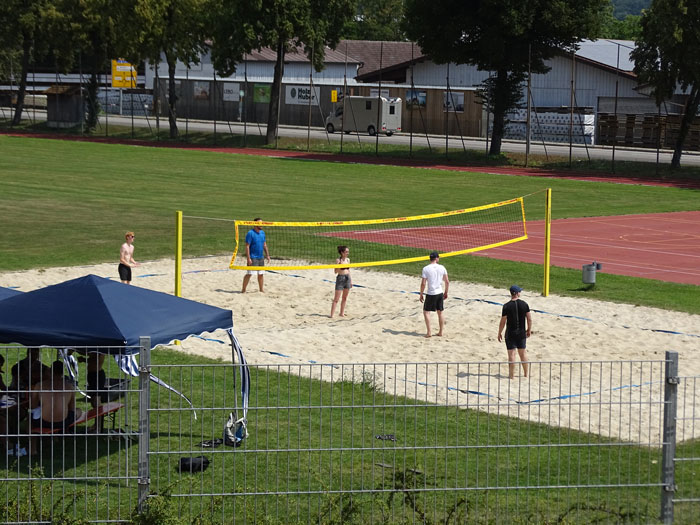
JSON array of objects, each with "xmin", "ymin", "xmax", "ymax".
[
  {"xmin": 29, "ymin": 361, "xmax": 82, "ymax": 454},
  {"xmin": 119, "ymin": 231, "xmax": 140, "ymax": 284}
]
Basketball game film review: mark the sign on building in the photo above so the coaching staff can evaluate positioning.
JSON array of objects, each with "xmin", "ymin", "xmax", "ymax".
[
  {"xmin": 254, "ymin": 84, "xmax": 270, "ymax": 103},
  {"xmin": 443, "ymin": 91, "xmax": 464, "ymax": 113},
  {"xmin": 223, "ymin": 83, "xmax": 240, "ymax": 102},
  {"xmin": 370, "ymin": 88, "xmax": 390, "ymax": 98},
  {"xmin": 193, "ymin": 81, "xmax": 210, "ymax": 100},
  {"xmin": 406, "ymin": 89, "xmax": 426, "ymax": 108},
  {"xmin": 111, "ymin": 59, "xmax": 137, "ymax": 88},
  {"xmin": 285, "ymin": 85, "xmax": 320, "ymax": 105}
]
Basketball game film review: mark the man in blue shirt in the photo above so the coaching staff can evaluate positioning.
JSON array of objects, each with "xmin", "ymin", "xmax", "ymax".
[{"xmin": 241, "ymin": 218, "xmax": 271, "ymax": 293}]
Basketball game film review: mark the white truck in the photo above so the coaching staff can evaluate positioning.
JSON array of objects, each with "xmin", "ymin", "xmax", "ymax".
[{"xmin": 325, "ymin": 96, "xmax": 402, "ymax": 136}]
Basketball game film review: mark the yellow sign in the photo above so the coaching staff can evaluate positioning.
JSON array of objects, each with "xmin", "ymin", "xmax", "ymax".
[
  {"xmin": 111, "ymin": 59, "xmax": 137, "ymax": 88},
  {"xmin": 331, "ymin": 90, "xmax": 337, "ymax": 103}
]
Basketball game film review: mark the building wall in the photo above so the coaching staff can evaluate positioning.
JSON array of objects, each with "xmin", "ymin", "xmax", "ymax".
[
  {"xmin": 350, "ymin": 85, "xmax": 482, "ymax": 137},
  {"xmin": 411, "ymin": 61, "xmax": 490, "ymax": 89},
  {"xmin": 411, "ymin": 54, "xmax": 643, "ymax": 110},
  {"xmin": 530, "ymin": 55, "xmax": 641, "ymax": 107},
  {"xmin": 147, "ymin": 49, "xmax": 663, "ymax": 143},
  {"xmin": 154, "ymin": 78, "xmax": 350, "ymax": 128},
  {"xmin": 144, "ymin": 52, "xmax": 360, "ymax": 87}
]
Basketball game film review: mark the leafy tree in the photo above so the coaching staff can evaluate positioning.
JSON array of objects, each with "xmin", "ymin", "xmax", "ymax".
[
  {"xmin": 632, "ymin": 0, "xmax": 700, "ymax": 168},
  {"xmin": 599, "ymin": 3, "xmax": 642, "ymax": 40},
  {"xmin": 211, "ymin": 0, "xmax": 355, "ymax": 145},
  {"xmin": 404, "ymin": 0, "xmax": 608, "ymax": 155},
  {"xmin": 132, "ymin": 0, "xmax": 209, "ymax": 138},
  {"xmin": 0, "ymin": 47, "xmax": 21, "ymax": 85},
  {"xmin": 611, "ymin": 15, "xmax": 642, "ymax": 40},
  {"xmin": 0, "ymin": 0, "xmax": 66, "ymax": 125},
  {"xmin": 58, "ymin": 0, "xmax": 135, "ymax": 130},
  {"xmin": 341, "ymin": 0, "xmax": 406, "ymax": 41},
  {"xmin": 611, "ymin": 0, "xmax": 650, "ymax": 19}
]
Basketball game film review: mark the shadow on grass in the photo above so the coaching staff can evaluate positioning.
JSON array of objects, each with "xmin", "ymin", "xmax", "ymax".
[{"xmin": 3, "ymin": 432, "xmax": 133, "ymax": 482}]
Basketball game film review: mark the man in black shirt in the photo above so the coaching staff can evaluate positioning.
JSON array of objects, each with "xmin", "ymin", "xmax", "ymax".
[{"xmin": 497, "ymin": 285, "xmax": 532, "ymax": 379}]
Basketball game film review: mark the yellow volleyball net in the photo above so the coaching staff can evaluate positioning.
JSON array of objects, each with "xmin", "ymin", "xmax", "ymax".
[{"xmin": 229, "ymin": 197, "xmax": 527, "ymax": 271}]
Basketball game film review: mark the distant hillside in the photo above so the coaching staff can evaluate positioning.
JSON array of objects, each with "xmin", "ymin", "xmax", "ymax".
[{"xmin": 612, "ymin": 0, "xmax": 651, "ymax": 19}]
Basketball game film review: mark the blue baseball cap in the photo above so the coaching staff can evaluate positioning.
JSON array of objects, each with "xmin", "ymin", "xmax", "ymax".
[
  {"xmin": 509, "ymin": 285, "xmax": 522, "ymax": 294},
  {"xmin": 429, "ymin": 251, "xmax": 439, "ymax": 260}
]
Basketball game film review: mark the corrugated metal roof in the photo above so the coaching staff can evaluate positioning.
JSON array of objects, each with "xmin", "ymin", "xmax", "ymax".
[{"xmin": 576, "ymin": 39, "xmax": 635, "ymax": 72}]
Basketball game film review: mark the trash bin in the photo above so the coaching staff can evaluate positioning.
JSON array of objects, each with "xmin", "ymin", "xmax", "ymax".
[{"xmin": 582, "ymin": 262, "xmax": 602, "ymax": 284}]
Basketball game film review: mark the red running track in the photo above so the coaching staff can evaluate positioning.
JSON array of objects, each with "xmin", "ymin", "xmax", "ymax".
[
  {"xmin": 330, "ymin": 211, "xmax": 699, "ymax": 285},
  {"xmin": 476, "ymin": 211, "xmax": 700, "ymax": 285}
]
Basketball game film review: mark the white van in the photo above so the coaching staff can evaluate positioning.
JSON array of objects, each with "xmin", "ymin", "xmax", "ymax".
[{"xmin": 325, "ymin": 96, "xmax": 402, "ymax": 136}]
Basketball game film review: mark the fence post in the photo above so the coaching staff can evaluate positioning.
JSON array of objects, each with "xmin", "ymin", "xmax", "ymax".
[
  {"xmin": 660, "ymin": 351, "xmax": 679, "ymax": 524},
  {"xmin": 137, "ymin": 336, "xmax": 152, "ymax": 513}
]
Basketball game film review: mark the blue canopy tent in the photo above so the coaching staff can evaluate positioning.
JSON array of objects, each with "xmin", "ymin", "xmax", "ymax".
[
  {"xmin": 0, "ymin": 274, "xmax": 232, "ymax": 351},
  {"xmin": 0, "ymin": 275, "xmax": 248, "ymax": 433}
]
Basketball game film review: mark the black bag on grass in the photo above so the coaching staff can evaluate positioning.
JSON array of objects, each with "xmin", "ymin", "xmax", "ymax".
[{"xmin": 178, "ymin": 456, "xmax": 210, "ymax": 473}]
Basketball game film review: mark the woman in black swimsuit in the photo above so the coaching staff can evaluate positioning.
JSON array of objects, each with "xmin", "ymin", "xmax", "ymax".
[{"xmin": 330, "ymin": 245, "xmax": 352, "ymax": 318}]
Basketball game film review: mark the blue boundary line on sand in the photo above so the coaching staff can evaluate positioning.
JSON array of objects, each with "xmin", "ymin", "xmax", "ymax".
[
  {"xmin": 269, "ymin": 270, "xmax": 700, "ymax": 338},
  {"xmin": 4, "ymin": 266, "xmax": 698, "ymax": 338},
  {"xmin": 396, "ymin": 375, "xmax": 661, "ymax": 405}
]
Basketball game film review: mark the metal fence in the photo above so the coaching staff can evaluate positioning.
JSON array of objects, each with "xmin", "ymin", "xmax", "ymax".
[
  {"xmin": 2, "ymin": 344, "xmax": 698, "ymax": 524},
  {"xmin": 671, "ymin": 372, "xmax": 700, "ymax": 521},
  {"xmin": 1, "ymin": 344, "xmax": 140, "ymax": 524}
]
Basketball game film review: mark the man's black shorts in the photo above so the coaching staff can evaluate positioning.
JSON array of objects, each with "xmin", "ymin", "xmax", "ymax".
[
  {"xmin": 118, "ymin": 263, "xmax": 132, "ymax": 281},
  {"xmin": 423, "ymin": 293, "xmax": 444, "ymax": 312},
  {"xmin": 505, "ymin": 336, "xmax": 527, "ymax": 350}
]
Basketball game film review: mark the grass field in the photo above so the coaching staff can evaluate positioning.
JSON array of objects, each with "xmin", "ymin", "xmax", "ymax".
[
  {"xmin": 1, "ymin": 135, "xmax": 698, "ymax": 313},
  {"xmin": 6, "ymin": 119, "xmax": 700, "ymax": 183}
]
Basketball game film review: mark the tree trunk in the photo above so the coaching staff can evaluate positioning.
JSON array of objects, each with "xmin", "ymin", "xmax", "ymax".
[
  {"xmin": 266, "ymin": 39, "xmax": 285, "ymax": 145},
  {"xmin": 11, "ymin": 36, "xmax": 32, "ymax": 126},
  {"xmin": 671, "ymin": 86, "xmax": 700, "ymax": 169},
  {"xmin": 85, "ymin": 71, "xmax": 100, "ymax": 130},
  {"xmin": 166, "ymin": 53, "xmax": 179, "ymax": 139},
  {"xmin": 488, "ymin": 69, "xmax": 508, "ymax": 156}
]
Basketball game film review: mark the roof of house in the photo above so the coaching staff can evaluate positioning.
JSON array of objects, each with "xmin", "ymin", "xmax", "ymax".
[
  {"xmin": 339, "ymin": 40, "xmax": 424, "ymax": 81},
  {"xmin": 575, "ymin": 39, "xmax": 635, "ymax": 72},
  {"xmin": 346, "ymin": 38, "xmax": 637, "ymax": 83},
  {"xmin": 44, "ymin": 85, "xmax": 81, "ymax": 95},
  {"xmin": 241, "ymin": 44, "xmax": 361, "ymax": 65}
]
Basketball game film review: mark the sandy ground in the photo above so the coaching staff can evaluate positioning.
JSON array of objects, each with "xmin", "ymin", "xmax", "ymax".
[{"xmin": 1, "ymin": 255, "xmax": 699, "ymax": 443}]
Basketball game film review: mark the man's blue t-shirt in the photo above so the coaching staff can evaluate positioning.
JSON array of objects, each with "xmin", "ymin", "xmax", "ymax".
[{"xmin": 245, "ymin": 229, "xmax": 266, "ymax": 259}]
